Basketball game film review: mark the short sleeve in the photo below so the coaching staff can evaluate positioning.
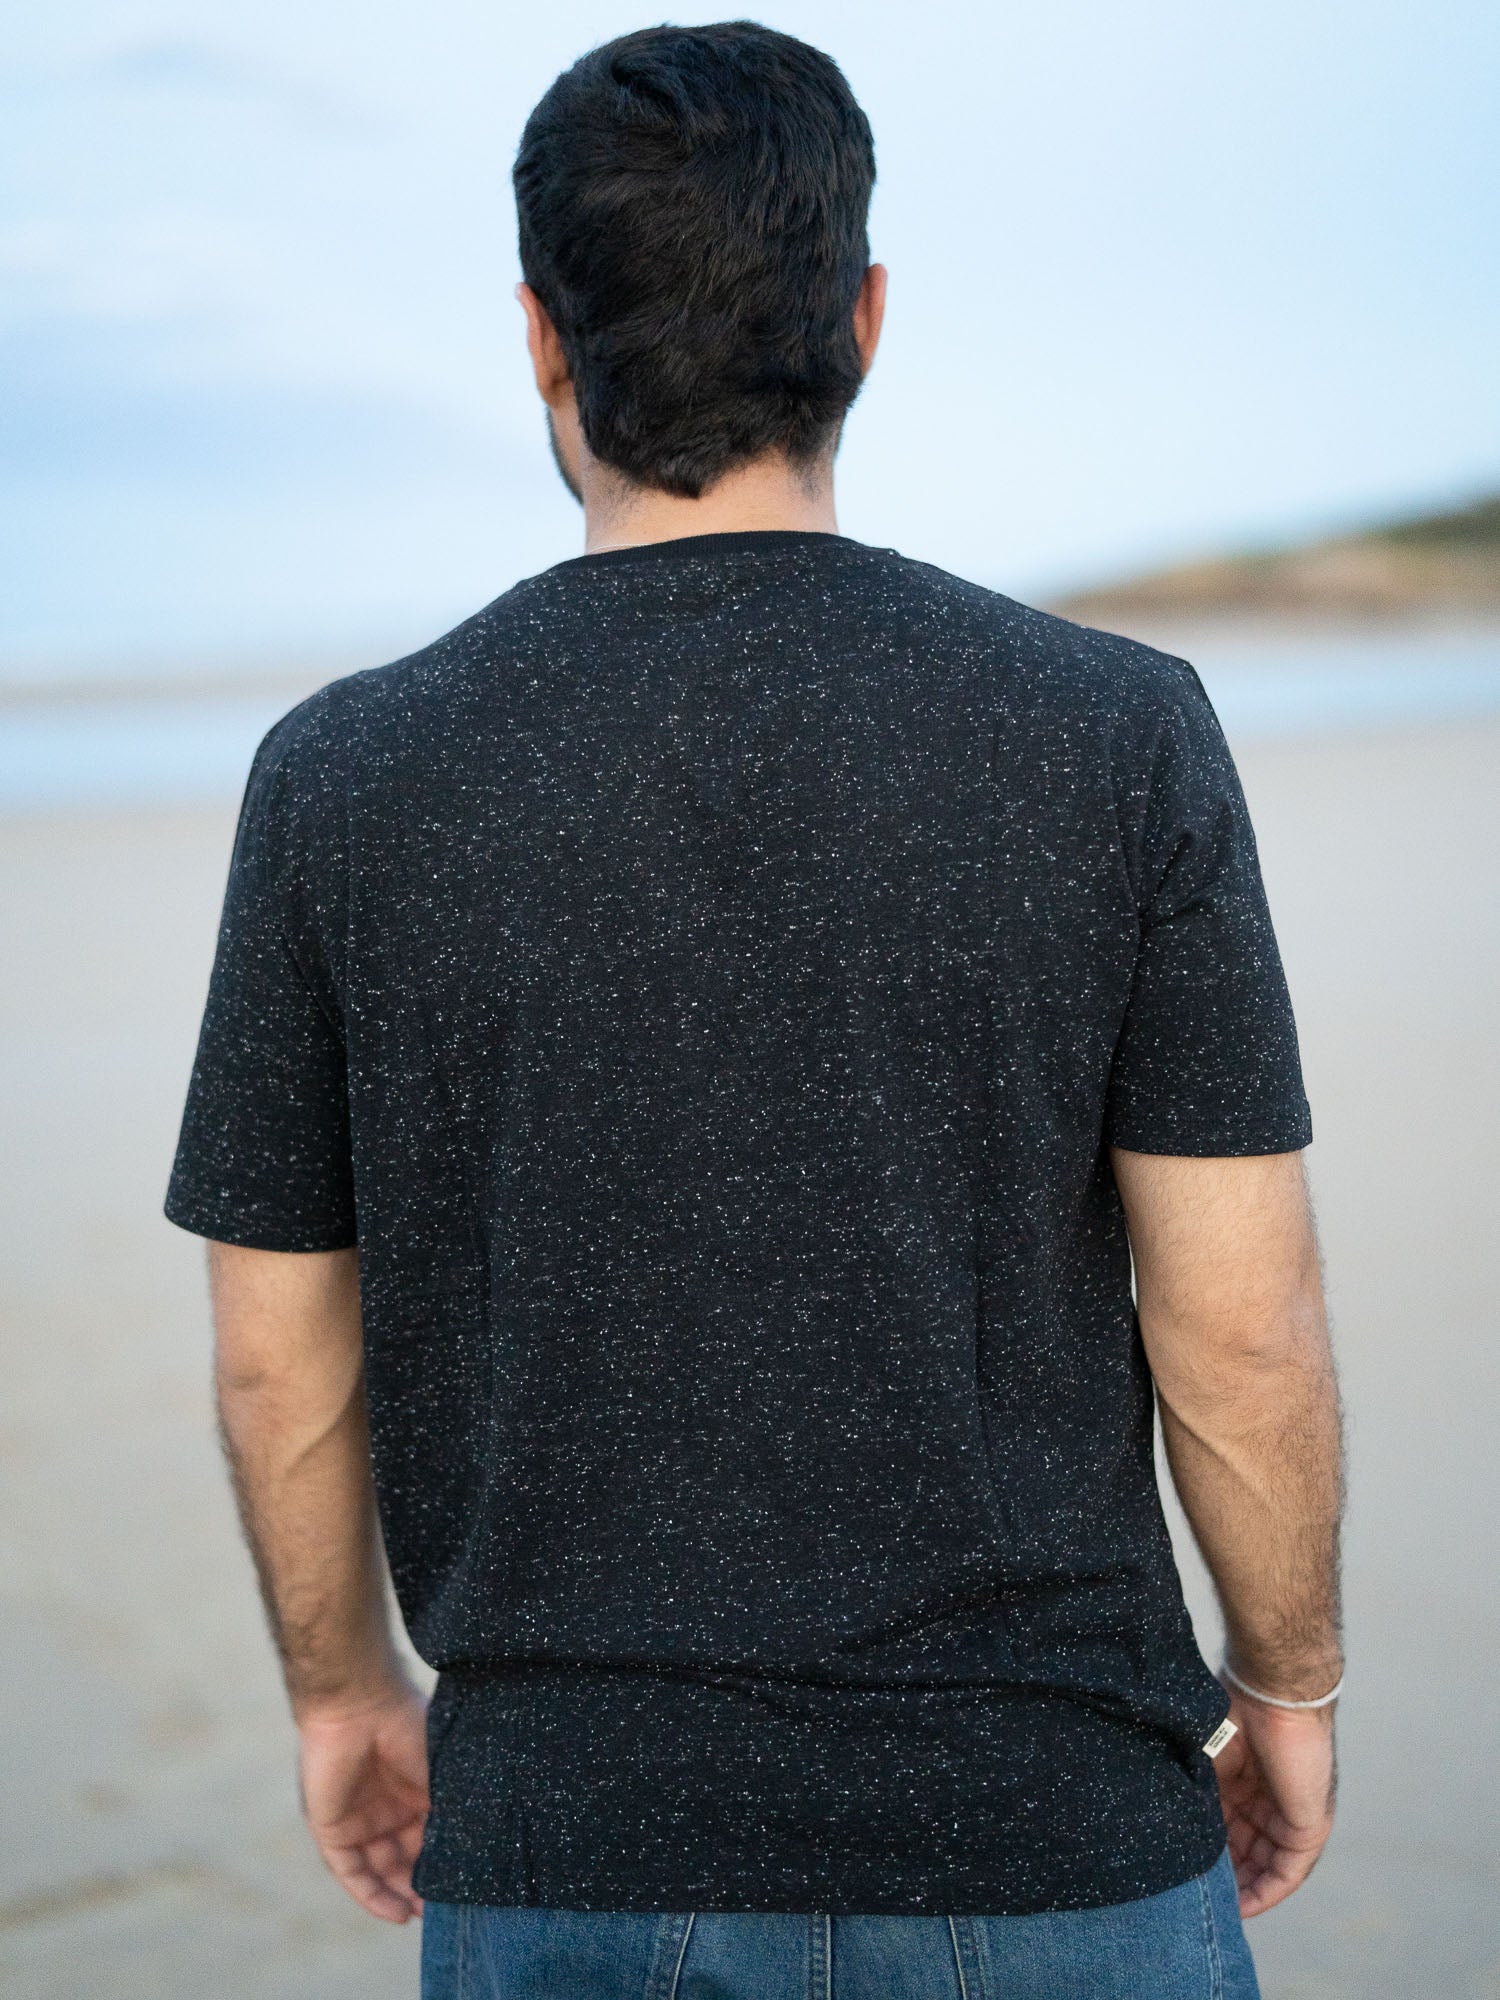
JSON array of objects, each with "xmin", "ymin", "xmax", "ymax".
[
  {"xmin": 163, "ymin": 704, "xmax": 357, "ymax": 1250},
  {"xmin": 1103, "ymin": 661, "xmax": 1313, "ymax": 1156}
]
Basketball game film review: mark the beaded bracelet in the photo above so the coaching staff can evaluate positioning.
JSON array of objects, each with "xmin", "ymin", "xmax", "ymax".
[{"xmin": 1220, "ymin": 1659, "xmax": 1344, "ymax": 1710}]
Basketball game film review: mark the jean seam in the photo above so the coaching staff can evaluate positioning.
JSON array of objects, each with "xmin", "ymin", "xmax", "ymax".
[
  {"xmin": 806, "ymin": 1913, "xmax": 832, "ymax": 2000},
  {"xmin": 947, "ymin": 1914, "xmax": 982, "ymax": 2000},
  {"xmin": 946, "ymin": 1917, "xmax": 969, "ymax": 2000},
  {"xmin": 663, "ymin": 1913, "xmax": 695, "ymax": 2000},
  {"xmin": 1199, "ymin": 1863, "xmax": 1224, "ymax": 2000},
  {"xmin": 455, "ymin": 1902, "xmax": 470, "ymax": 2000}
]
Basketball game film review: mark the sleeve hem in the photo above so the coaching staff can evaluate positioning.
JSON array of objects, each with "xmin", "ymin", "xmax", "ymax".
[
  {"xmin": 163, "ymin": 1196, "xmax": 357, "ymax": 1254},
  {"xmin": 1104, "ymin": 1116, "xmax": 1312, "ymax": 1158}
]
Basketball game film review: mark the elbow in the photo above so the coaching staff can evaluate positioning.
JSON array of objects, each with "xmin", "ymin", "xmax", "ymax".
[
  {"xmin": 212, "ymin": 1337, "xmax": 362, "ymax": 1410},
  {"xmin": 214, "ymin": 1347, "xmax": 296, "ymax": 1414},
  {"xmin": 1218, "ymin": 1304, "xmax": 1330, "ymax": 1377},
  {"xmin": 1145, "ymin": 1281, "xmax": 1333, "ymax": 1395}
]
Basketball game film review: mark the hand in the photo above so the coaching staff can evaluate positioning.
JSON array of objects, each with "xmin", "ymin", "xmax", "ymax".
[
  {"xmin": 296, "ymin": 1678, "xmax": 431, "ymax": 1922},
  {"xmin": 1213, "ymin": 1681, "xmax": 1337, "ymax": 1918}
]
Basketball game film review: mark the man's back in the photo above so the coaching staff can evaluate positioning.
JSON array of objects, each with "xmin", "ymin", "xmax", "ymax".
[{"xmin": 166, "ymin": 527, "xmax": 1313, "ymax": 1914}]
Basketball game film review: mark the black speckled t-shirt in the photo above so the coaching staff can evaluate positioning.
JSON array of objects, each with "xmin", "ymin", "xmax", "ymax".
[{"xmin": 165, "ymin": 529, "xmax": 1312, "ymax": 1916}]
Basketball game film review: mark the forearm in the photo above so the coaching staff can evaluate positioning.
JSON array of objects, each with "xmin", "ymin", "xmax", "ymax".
[
  {"xmin": 210, "ymin": 1243, "xmax": 404, "ymax": 1720},
  {"xmin": 1113, "ymin": 1147, "xmax": 1345, "ymax": 1698},
  {"xmin": 1112, "ymin": 1148, "xmax": 1342, "ymax": 1915},
  {"xmin": 1155, "ymin": 1329, "xmax": 1344, "ymax": 1695}
]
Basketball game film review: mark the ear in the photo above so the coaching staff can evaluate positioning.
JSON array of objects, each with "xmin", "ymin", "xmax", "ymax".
[
  {"xmin": 516, "ymin": 282, "xmax": 573, "ymax": 408},
  {"xmin": 853, "ymin": 263, "xmax": 888, "ymax": 377}
]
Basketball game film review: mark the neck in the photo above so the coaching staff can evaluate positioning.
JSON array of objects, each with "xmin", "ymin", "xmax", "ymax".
[{"xmin": 580, "ymin": 449, "xmax": 839, "ymax": 555}]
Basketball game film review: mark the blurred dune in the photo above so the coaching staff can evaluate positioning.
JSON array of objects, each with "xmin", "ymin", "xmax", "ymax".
[{"xmin": 1048, "ymin": 492, "xmax": 1500, "ymax": 627}]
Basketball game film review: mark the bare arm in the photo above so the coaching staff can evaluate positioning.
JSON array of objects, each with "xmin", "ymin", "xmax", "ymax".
[
  {"xmin": 1110, "ymin": 1147, "xmax": 1344, "ymax": 1917},
  {"xmin": 208, "ymin": 1240, "xmax": 428, "ymax": 1923}
]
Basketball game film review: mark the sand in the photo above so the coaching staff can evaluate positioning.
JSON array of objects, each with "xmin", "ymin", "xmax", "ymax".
[{"xmin": 1, "ymin": 717, "xmax": 1497, "ymax": 1999}]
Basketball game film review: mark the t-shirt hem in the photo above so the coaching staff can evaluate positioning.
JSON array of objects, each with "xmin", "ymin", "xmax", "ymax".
[
  {"xmin": 407, "ymin": 1664, "xmax": 1231, "ymax": 1917},
  {"xmin": 410, "ymin": 1823, "xmax": 1232, "ymax": 1918}
]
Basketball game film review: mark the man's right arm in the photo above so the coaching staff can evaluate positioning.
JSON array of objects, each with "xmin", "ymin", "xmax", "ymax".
[{"xmin": 1111, "ymin": 1146, "xmax": 1345, "ymax": 1918}]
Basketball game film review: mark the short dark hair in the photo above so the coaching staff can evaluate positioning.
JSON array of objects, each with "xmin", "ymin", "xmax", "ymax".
[{"xmin": 513, "ymin": 21, "xmax": 877, "ymax": 499}]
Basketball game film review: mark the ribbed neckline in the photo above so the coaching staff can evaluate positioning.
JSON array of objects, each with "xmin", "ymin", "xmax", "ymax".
[{"xmin": 542, "ymin": 528, "xmax": 872, "ymax": 577}]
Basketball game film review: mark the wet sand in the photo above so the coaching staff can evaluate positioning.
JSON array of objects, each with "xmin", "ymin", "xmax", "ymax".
[{"xmin": 1, "ymin": 717, "xmax": 1497, "ymax": 1998}]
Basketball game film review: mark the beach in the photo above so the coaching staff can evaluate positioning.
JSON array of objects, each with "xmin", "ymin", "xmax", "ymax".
[{"xmin": 1, "ymin": 711, "xmax": 1497, "ymax": 1998}]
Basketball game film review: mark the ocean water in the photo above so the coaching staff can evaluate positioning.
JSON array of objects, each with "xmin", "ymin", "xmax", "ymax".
[{"xmin": 1, "ymin": 628, "xmax": 1498, "ymax": 813}]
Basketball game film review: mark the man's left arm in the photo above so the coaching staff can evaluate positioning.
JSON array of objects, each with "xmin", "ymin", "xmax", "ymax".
[{"xmin": 208, "ymin": 1239, "xmax": 428, "ymax": 1924}]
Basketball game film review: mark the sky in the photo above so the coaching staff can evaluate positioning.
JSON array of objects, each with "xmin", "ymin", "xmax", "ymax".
[{"xmin": 3, "ymin": 0, "xmax": 1498, "ymax": 673}]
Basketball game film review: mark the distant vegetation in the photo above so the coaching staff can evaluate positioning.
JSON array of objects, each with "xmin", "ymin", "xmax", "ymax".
[{"xmin": 1050, "ymin": 493, "xmax": 1500, "ymax": 622}]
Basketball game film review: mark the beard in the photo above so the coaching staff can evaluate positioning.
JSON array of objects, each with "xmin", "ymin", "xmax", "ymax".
[{"xmin": 545, "ymin": 410, "xmax": 583, "ymax": 506}]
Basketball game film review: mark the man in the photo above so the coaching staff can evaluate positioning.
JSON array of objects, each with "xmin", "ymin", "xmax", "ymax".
[{"xmin": 165, "ymin": 22, "xmax": 1343, "ymax": 2000}]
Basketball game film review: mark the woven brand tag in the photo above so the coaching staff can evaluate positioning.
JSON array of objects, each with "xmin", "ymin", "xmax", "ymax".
[{"xmin": 1202, "ymin": 1718, "xmax": 1239, "ymax": 1758}]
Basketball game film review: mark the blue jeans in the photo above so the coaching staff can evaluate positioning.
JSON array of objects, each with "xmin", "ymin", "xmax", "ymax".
[{"xmin": 420, "ymin": 1844, "xmax": 1258, "ymax": 1998}]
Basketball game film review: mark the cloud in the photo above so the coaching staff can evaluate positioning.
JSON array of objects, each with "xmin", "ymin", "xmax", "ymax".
[
  {"xmin": 0, "ymin": 213, "xmax": 264, "ymax": 329},
  {"xmin": 0, "ymin": 39, "xmax": 390, "ymax": 345},
  {"xmin": 85, "ymin": 39, "xmax": 293, "ymax": 95},
  {"xmin": 88, "ymin": 37, "xmax": 379, "ymax": 133},
  {"xmin": 0, "ymin": 313, "xmax": 510, "ymax": 487},
  {"xmin": 0, "ymin": 37, "xmax": 380, "ymax": 134}
]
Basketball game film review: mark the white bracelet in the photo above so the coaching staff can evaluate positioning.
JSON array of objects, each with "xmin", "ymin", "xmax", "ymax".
[{"xmin": 1220, "ymin": 1659, "xmax": 1344, "ymax": 1710}]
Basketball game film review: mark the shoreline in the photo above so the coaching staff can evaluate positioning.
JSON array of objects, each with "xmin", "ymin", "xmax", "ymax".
[
  {"xmin": 5, "ymin": 627, "xmax": 1500, "ymax": 818},
  {"xmin": 6, "ymin": 610, "xmax": 1500, "ymax": 711}
]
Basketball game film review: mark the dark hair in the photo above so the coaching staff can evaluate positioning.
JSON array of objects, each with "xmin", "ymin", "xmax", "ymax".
[{"xmin": 513, "ymin": 21, "xmax": 876, "ymax": 498}]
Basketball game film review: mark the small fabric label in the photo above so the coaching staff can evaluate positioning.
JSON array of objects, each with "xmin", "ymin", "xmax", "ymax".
[{"xmin": 1202, "ymin": 1718, "xmax": 1239, "ymax": 1758}]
